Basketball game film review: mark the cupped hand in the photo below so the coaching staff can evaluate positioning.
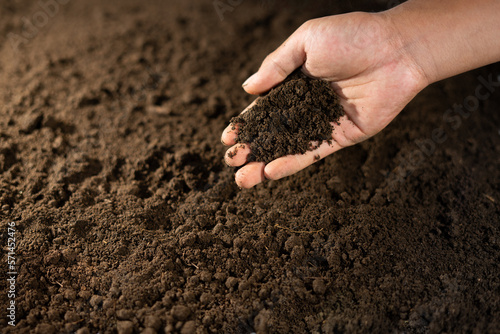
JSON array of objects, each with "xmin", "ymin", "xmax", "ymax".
[{"xmin": 222, "ymin": 12, "xmax": 429, "ymax": 188}]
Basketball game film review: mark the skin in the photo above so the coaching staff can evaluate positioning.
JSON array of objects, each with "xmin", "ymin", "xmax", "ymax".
[{"xmin": 221, "ymin": 0, "xmax": 500, "ymax": 188}]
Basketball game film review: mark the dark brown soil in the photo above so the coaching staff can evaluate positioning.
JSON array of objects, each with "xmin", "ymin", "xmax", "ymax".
[
  {"xmin": 230, "ymin": 70, "xmax": 344, "ymax": 163},
  {"xmin": 0, "ymin": 1, "xmax": 499, "ymax": 334}
]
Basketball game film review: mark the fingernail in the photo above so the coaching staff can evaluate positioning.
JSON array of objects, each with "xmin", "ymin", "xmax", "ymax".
[{"xmin": 242, "ymin": 73, "xmax": 256, "ymax": 87}]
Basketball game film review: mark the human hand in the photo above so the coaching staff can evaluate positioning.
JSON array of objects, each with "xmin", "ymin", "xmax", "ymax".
[{"xmin": 222, "ymin": 12, "xmax": 428, "ymax": 188}]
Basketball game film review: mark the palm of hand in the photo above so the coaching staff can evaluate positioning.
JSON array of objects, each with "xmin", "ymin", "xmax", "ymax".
[{"xmin": 222, "ymin": 13, "xmax": 427, "ymax": 188}]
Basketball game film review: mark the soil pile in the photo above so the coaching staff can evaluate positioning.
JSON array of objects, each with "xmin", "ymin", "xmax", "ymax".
[{"xmin": 231, "ymin": 71, "xmax": 344, "ymax": 163}]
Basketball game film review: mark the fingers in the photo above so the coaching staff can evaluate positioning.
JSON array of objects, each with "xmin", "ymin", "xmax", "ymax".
[
  {"xmin": 235, "ymin": 162, "xmax": 266, "ymax": 189},
  {"xmin": 224, "ymin": 144, "xmax": 265, "ymax": 189},
  {"xmin": 221, "ymin": 100, "xmax": 258, "ymax": 146},
  {"xmin": 224, "ymin": 144, "xmax": 251, "ymax": 167},
  {"xmin": 242, "ymin": 25, "xmax": 307, "ymax": 95},
  {"xmin": 264, "ymin": 140, "xmax": 343, "ymax": 181},
  {"xmin": 231, "ymin": 140, "xmax": 344, "ymax": 189},
  {"xmin": 221, "ymin": 123, "xmax": 239, "ymax": 146},
  {"xmin": 225, "ymin": 140, "xmax": 343, "ymax": 188}
]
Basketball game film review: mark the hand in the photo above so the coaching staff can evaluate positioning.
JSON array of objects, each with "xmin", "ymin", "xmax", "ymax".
[{"xmin": 221, "ymin": 12, "xmax": 428, "ymax": 188}]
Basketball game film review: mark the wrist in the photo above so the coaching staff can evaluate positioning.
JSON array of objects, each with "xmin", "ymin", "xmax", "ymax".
[
  {"xmin": 381, "ymin": 0, "xmax": 500, "ymax": 85},
  {"xmin": 375, "ymin": 11, "xmax": 430, "ymax": 93},
  {"xmin": 387, "ymin": 7, "xmax": 443, "ymax": 88}
]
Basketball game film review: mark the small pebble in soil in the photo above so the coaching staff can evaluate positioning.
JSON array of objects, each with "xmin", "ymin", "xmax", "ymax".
[
  {"xmin": 144, "ymin": 315, "xmax": 162, "ymax": 330},
  {"xmin": 116, "ymin": 320, "xmax": 134, "ymax": 334},
  {"xmin": 75, "ymin": 328, "xmax": 90, "ymax": 334},
  {"xmin": 171, "ymin": 305, "xmax": 191, "ymax": 321},
  {"xmin": 181, "ymin": 320, "xmax": 197, "ymax": 334},
  {"xmin": 312, "ymin": 279, "xmax": 327, "ymax": 295}
]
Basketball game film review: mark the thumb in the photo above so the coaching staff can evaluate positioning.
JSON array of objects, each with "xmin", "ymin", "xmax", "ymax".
[{"xmin": 243, "ymin": 26, "xmax": 307, "ymax": 95}]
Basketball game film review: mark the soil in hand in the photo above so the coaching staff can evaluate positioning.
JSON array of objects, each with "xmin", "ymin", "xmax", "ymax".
[{"xmin": 230, "ymin": 70, "xmax": 344, "ymax": 163}]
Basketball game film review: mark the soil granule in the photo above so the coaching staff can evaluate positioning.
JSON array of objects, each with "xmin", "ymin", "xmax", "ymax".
[
  {"xmin": 230, "ymin": 70, "xmax": 344, "ymax": 163},
  {"xmin": 0, "ymin": 1, "xmax": 499, "ymax": 334}
]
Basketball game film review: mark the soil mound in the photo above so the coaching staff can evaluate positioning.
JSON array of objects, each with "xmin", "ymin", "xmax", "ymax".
[{"xmin": 231, "ymin": 71, "xmax": 344, "ymax": 163}]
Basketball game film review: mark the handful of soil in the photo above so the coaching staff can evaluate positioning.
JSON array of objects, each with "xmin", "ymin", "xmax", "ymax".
[{"xmin": 230, "ymin": 70, "xmax": 344, "ymax": 164}]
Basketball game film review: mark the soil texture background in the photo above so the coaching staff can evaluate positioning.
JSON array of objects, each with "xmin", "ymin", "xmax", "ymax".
[{"xmin": 0, "ymin": 1, "xmax": 499, "ymax": 333}]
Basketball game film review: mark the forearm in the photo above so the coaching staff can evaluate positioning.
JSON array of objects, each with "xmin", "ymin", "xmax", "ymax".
[{"xmin": 384, "ymin": 0, "xmax": 500, "ymax": 85}]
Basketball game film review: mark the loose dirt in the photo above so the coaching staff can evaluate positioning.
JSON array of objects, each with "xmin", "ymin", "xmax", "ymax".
[
  {"xmin": 230, "ymin": 70, "xmax": 344, "ymax": 163},
  {"xmin": 0, "ymin": 1, "xmax": 499, "ymax": 334}
]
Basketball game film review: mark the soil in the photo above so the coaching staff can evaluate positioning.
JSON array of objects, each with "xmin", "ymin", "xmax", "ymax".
[
  {"xmin": 0, "ymin": 1, "xmax": 499, "ymax": 334},
  {"xmin": 230, "ymin": 70, "xmax": 344, "ymax": 163}
]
